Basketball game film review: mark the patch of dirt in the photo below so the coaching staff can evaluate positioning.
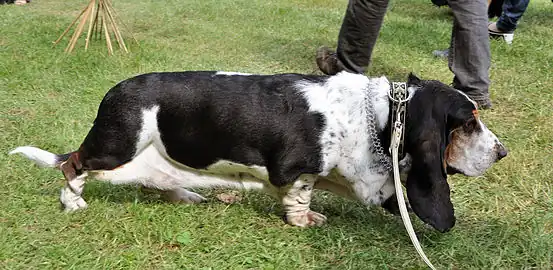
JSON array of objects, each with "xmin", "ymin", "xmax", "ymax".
[{"xmin": 215, "ymin": 190, "xmax": 242, "ymax": 204}]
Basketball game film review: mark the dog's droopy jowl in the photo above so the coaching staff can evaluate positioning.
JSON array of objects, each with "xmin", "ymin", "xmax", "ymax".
[{"xmin": 11, "ymin": 71, "xmax": 507, "ymax": 232}]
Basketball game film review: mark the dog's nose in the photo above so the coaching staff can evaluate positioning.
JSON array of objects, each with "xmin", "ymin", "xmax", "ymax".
[{"xmin": 497, "ymin": 145, "xmax": 508, "ymax": 160}]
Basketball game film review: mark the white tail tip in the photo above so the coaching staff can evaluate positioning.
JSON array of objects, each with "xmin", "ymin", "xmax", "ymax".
[{"xmin": 9, "ymin": 146, "xmax": 60, "ymax": 168}]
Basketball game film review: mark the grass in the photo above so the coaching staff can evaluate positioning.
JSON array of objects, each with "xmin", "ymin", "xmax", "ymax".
[{"xmin": 1, "ymin": 0, "xmax": 552, "ymax": 268}]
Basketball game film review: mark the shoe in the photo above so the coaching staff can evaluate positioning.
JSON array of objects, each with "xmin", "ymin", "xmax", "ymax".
[
  {"xmin": 488, "ymin": 22, "xmax": 514, "ymax": 35},
  {"xmin": 432, "ymin": 48, "xmax": 449, "ymax": 58},
  {"xmin": 488, "ymin": 22, "xmax": 514, "ymax": 44},
  {"xmin": 475, "ymin": 99, "xmax": 492, "ymax": 110},
  {"xmin": 316, "ymin": 46, "xmax": 346, "ymax": 75},
  {"xmin": 466, "ymin": 93, "xmax": 493, "ymax": 110},
  {"xmin": 14, "ymin": 0, "xmax": 26, "ymax": 4}
]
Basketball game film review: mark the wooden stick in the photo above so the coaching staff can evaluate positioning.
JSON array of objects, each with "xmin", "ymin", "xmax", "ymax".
[
  {"xmin": 104, "ymin": 0, "xmax": 128, "ymax": 52},
  {"xmin": 85, "ymin": 0, "xmax": 96, "ymax": 51},
  {"xmin": 104, "ymin": 0, "xmax": 125, "ymax": 49},
  {"xmin": 101, "ymin": 1, "xmax": 114, "ymax": 55},
  {"xmin": 97, "ymin": 1, "xmax": 103, "ymax": 41},
  {"xmin": 53, "ymin": 7, "xmax": 87, "ymax": 46},
  {"xmin": 66, "ymin": 1, "xmax": 92, "ymax": 53},
  {"xmin": 103, "ymin": 0, "xmax": 121, "ymax": 49},
  {"xmin": 105, "ymin": 0, "xmax": 138, "ymax": 44},
  {"xmin": 91, "ymin": 0, "xmax": 101, "ymax": 41}
]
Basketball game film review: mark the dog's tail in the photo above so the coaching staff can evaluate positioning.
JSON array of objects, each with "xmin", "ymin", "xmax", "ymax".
[{"xmin": 9, "ymin": 146, "xmax": 72, "ymax": 168}]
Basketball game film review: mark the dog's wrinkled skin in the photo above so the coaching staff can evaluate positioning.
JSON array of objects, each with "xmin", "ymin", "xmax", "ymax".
[{"xmin": 10, "ymin": 71, "xmax": 507, "ymax": 232}]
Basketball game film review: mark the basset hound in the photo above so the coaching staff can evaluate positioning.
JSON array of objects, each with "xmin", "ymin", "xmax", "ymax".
[{"xmin": 11, "ymin": 71, "xmax": 507, "ymax": 232}]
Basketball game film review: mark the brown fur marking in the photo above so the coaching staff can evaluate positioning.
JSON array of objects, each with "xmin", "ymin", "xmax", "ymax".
[{"xmin": 60, "ymin": 152, "xmax": 83, "ymax": 181}]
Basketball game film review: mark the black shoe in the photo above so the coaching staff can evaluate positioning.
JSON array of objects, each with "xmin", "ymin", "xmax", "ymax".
[
  {"xmin": 488, "ymin": 22, "xmax": 514, "ymax": 44},
  {"xmin": 316, "ymin": 46, "xmax": 346, "ymax": 75},
  {"xmin": 466, "ymin": 93, "xmax": 493, "ymax": 110}
]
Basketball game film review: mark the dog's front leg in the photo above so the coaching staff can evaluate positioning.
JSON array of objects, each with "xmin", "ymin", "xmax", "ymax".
[{"xmin": 279, "ymin": 174, "xmax": 327, "ymax": 227}]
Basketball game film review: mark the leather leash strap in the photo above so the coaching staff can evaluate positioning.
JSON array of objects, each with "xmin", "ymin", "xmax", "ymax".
[{"xmin": 389, "ymin": 82, "xmax": 437, "ymax": 270}]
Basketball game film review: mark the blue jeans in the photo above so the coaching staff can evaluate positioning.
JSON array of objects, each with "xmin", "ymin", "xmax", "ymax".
[{"xmin": 496, "ymin": 0, "xmax": 530, "ymax": 32}]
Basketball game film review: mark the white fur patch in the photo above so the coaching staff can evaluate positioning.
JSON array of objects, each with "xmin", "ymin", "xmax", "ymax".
[
  {"xmin": 9, "ymin": 146, "xmax": 59, "ymax": 167},
  {"xmin": 135, "ymin": 106, "xmax": 161, "ymax": 156},
  {"xmin": 296, "ymin": 72, "xmax": 394, "ymax": 205},
  {"xmin": 214, "ymin": 71, "xmax": 253, "ymax": 76},
  {"xmin": 296, "ymin": 72, "xmax": 390, "ymax": 172},
  {"xmin": 203, "ymin": 160, "xmax": 269, "ymax": 181},
  {"xmin": 448, "ymin": 119, "xmax": 504, "ymax": 176}
]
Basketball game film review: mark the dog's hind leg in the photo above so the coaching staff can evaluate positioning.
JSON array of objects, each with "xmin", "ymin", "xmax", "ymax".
[
  {"xmin": 90, "ymin": 146, "xmax": 207, "ymax": 204},
  {"xmin": 59, "ymin": 152, "xmax": 90, "ymax": 211},
  {"xmin": 91, "ymin": 163, "xmax": 208, "ymax": 205},
  {"xmin": 58, "ymin": 110, "xmax": 145, "ymax": 211}
]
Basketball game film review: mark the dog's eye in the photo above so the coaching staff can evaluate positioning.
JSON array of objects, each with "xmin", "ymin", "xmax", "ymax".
[{"xmin": 463, "ymin": 118, "xmax": 479, "ymax": 133}]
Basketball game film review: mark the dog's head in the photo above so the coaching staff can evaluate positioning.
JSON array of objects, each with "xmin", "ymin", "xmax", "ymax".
[{"xmin": 403, "ymin": 74, "xmax": 507, "ymax": 232}]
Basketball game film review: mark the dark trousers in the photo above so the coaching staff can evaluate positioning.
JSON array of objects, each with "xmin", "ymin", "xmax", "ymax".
[
  {"xmin": 497, "ymin": 0, "xmax": 530, "ymax": 31},
  {"xmin": 335, "ymin": 0, "xmax": 490, "ymax": 100}
]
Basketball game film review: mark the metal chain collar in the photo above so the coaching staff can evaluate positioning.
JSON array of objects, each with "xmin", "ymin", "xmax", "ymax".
[
  {"xmin": 364, "ymin": 86, "xmax": 393, "ymax": 172},
  {"xmin": 364, "ymin": 82, "xmax": 410, "ymax": 172}
]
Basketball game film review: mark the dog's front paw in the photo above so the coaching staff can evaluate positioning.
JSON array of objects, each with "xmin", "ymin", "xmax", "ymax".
[
  {"xmin": 307, "ymin": 210, "xmax": 328, "ymax": 226},
  {"xmin": 286, "ymin": 210, "xmax": 327, "ymax": 227},
  {"xmin": 60, "ymin": 187, "xmax": 88, "ymax": 212}
]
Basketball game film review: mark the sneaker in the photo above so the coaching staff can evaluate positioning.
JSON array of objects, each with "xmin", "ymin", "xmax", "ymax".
[
  {"xmin": 316, "ymin": 46, "xmax": 346, "ymax": 75},
  {"xmin": 488, "ymin": 22, "xmax": 514, "ymax": 44},
  {"xmin": 432, "ymin": 48, "xmax": 449, "ymax": 58}
]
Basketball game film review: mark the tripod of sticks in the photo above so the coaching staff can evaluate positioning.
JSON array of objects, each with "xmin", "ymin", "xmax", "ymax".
[{"xmin": 53, "ymin": 0, "xmax": 131, "ymax": 55}]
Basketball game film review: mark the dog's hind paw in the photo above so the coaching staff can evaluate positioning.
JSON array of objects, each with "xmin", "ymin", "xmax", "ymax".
[
  {"xmin": 164, "ymin": 188, "xmax": 206, "ymax": 204},
  {"xmin": 60, "ymin": 187, "xmax": 88, "ymax": 212}
]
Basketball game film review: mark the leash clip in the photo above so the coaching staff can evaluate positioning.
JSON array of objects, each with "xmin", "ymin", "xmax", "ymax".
[
  {"xmin": 388, "ymin": 82, "xmax": 413, "ymax": 103},
  {"xmin": 388, "ymin": 82, "xmax": 410, "ymax": 157}
]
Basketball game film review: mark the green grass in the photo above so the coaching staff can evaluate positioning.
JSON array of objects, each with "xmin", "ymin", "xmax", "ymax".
[{"xmin": 1, "ymin": 0, "xmax": 552, "ymax": 268}]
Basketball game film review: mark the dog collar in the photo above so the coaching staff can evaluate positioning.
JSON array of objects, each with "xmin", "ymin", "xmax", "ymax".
[{"xmin": 363, "ymin": 81, "xmax": 412, "ymax": 173}]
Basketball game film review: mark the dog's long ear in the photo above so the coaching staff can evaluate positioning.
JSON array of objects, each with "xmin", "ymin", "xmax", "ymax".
[
  {"xmin": 407, "ymin": 72, "xmax": 422, "ymax": 86},
  {"xmin": 404, "ymin": 79, "xmax": 455, "ymax": 232}
]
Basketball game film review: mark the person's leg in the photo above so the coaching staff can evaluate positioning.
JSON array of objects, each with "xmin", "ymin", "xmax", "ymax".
[
  {"xmin": 317, "ymin": 0, "xmax": 390, "ymax": 75},
  {"xmin": 492, "ymin": 0, "xmax": 530, "ymax": 32},
  {"xmin": 447, "ymin": 0, "xmax": 492, "ymax": 109}
]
